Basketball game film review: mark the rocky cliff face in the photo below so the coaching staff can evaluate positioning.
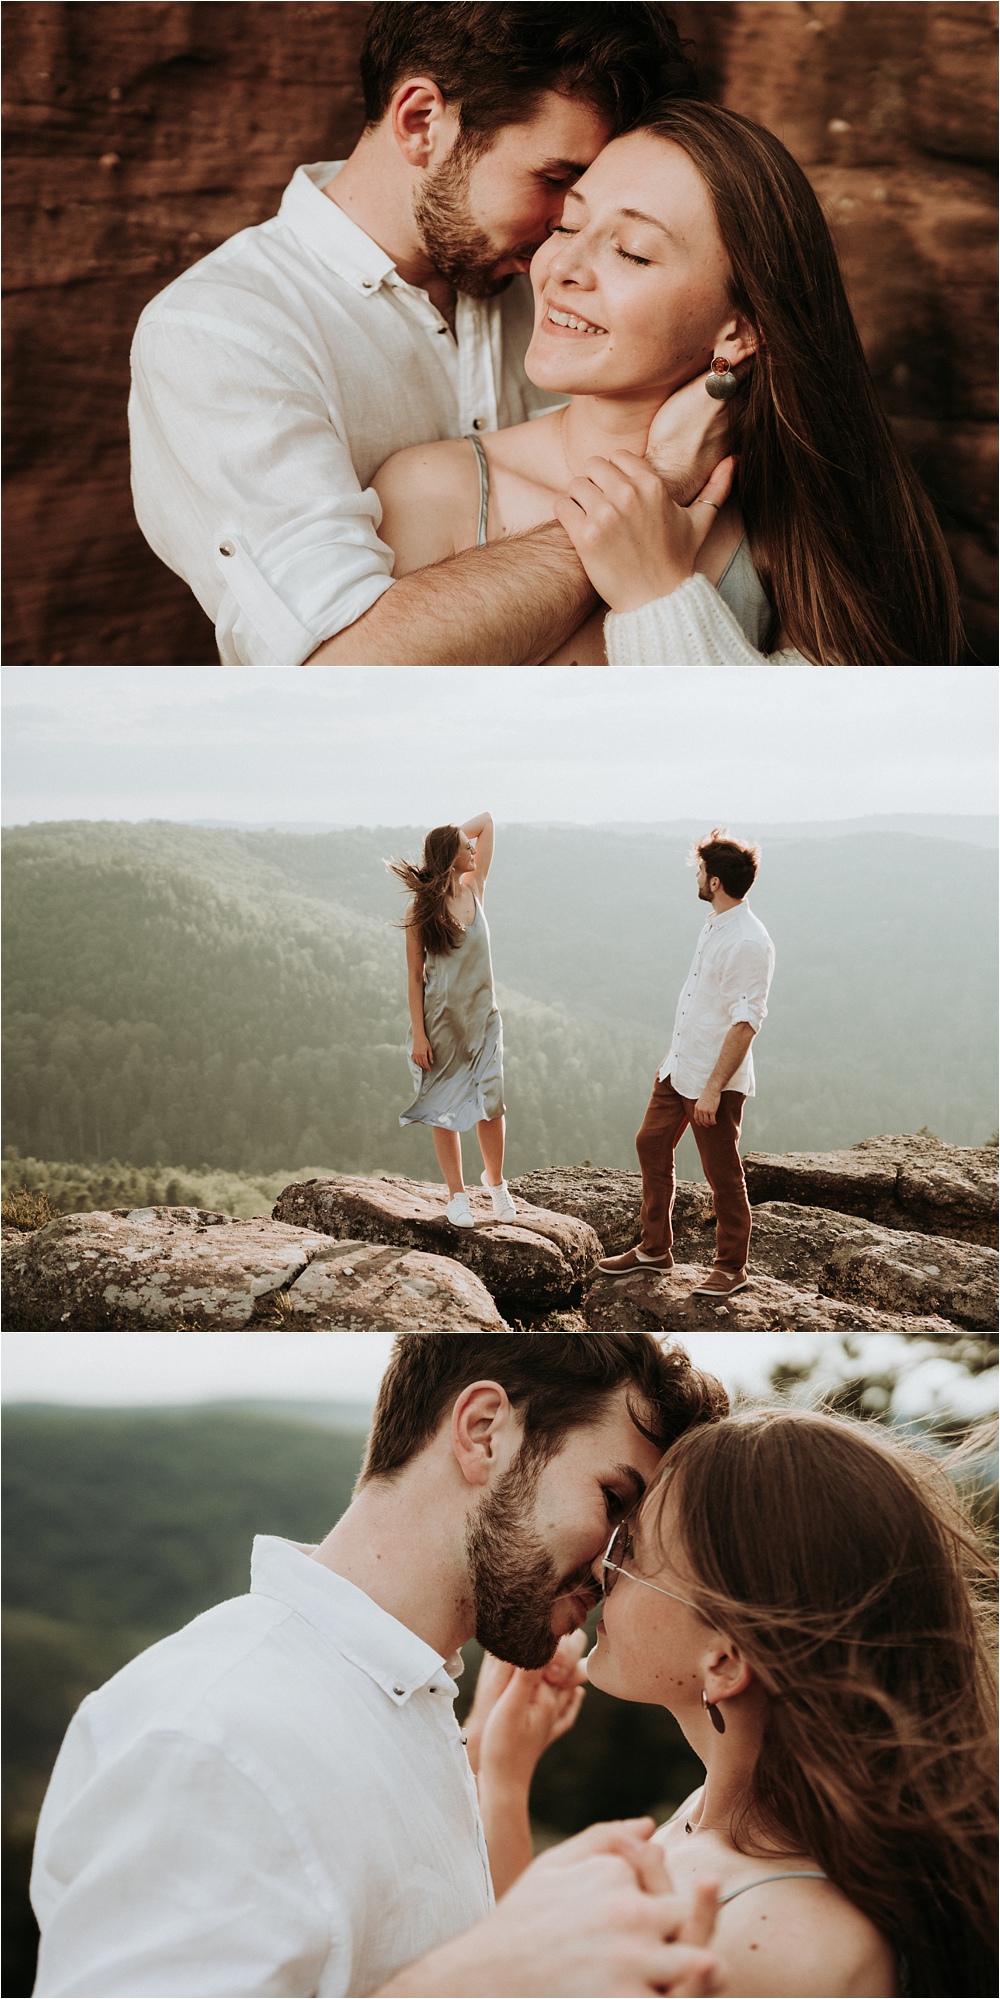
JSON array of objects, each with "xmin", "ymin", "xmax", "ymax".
[
  {"xmin": 4, "ymin": 1135, "xmax": 995, "ymax": 1331},
  {"xmin": 4, "ymin": 1, "xmax": 996, "ymax": 663}
]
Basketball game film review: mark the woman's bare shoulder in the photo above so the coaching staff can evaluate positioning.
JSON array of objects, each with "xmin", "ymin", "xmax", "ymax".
[
  {"xmin": 372, "ymin": 438, "xmax": 481, "ymax": 574},
  {"xmin": 715, "ymin": 1874, "xmax": 896, "ymax": 1998}
]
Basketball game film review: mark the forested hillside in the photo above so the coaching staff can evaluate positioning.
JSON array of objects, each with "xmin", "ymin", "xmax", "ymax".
[{"xmin": 3, "ymin": 821, "xmax": 996, "ymax": 1182}]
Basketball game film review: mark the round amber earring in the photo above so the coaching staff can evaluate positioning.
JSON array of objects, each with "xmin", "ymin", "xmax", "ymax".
[{"xmin": 705, "ymin": 355, "xmax": 740, "ymax": 401}]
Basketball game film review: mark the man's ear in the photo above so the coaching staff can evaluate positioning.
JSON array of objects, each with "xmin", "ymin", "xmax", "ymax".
[
  {"xmin": 451, "ymin": 1380, "xmax": 514, "ymax": 1488},
  {"xmin": 389, "ymin": 78, "xmax": 459, "ymax": 171},
  {"xmin": 703, "ymin": 1635, "xmax": 754, "ymax": 1709}
]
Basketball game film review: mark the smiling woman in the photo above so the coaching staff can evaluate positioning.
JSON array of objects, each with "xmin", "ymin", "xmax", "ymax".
[{"xmin": 373, "ymin": 97, "xmax": 963, "ymax": 666}]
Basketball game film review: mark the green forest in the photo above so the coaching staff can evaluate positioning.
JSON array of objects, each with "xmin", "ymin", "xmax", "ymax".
[{"xmin": 3, "ymin": 820, "xmax": 997, "ymax": 1193}]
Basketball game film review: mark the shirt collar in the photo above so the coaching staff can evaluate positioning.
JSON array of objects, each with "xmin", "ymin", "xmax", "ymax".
[
  {"xmin": 705, "ymin": 900, "xmax": 747, "ymax": 930},
  {"xmin": 277, "ymin": 162, "xmax": 400, "ymax": 295},
  {"xmin": 250, "ymin": 1536, "xmax": 461, "ymax": 1704}
]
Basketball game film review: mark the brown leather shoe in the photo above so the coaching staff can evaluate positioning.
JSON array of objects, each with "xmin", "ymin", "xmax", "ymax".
[
  {"xmin": 595, "ymin": 1245, "xmax": 674, "ymax": 1276},
  {"xmin": 691, "ymin": 1266, "xmax": 749, "ymax": 1297}
]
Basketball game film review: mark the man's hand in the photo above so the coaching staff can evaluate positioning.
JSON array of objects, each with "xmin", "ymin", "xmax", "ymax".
[
  {"xmin": 646, "ymin": 371, "xmax": 733, "ymax": 506},
  {"xmin": 554, "ymin": 454, "xmax": 735, "ymax": 615},
  {"xmin": 693, "ymin": 1084, "xmax": 722, "ymax": 1128},
  {"xmin": 378, "ymin": 1819, "xmax": 720, "ymax": 1997}
]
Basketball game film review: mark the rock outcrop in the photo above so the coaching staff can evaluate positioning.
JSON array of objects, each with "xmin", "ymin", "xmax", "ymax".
[
  {"xmin": 681, "ymin": 1202, "xmax": 997, "ymax": 1332},
  {"xmin": 508, "ymin": 1169, "xmax": 713, "ymax": 1257},
  {"xmin": 272, "ymin": 1175, "xmax": 601, "ymax": 1315},
  {"xmin": 4, "ymin": 1136, "xmax": 994, "ymax": 1330},
  {"xmin": 743, "ymin": 1134, "xmax": 998, "ymax": 1247},
  {"xmin": 2, "ymin": 1206, "xmax": 506, "ymax": 1331},
  {"xmin": 583, "ymin": 1265, "xmax": 955, "ymax": 1334}
]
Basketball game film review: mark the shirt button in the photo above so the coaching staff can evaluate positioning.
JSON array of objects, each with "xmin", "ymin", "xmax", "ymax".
[
  {"xmin": 393, "ymin": 1684, "xmax": 405, "ymax": 1697},
  {"xmin": 472, "ymin": 417, "xmax": 486, "ymax": 430},
  {"xmin": 218, "ymin": 540, "xmax": 235, "ymax": 557},
  {"xmin": 361, "ymin": 279, "xmax": 375, "ymax": 291}
]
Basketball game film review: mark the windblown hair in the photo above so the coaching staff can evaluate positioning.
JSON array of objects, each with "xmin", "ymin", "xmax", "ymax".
[
  {"xmin": 637, "ymin": 99, "xmax": 964, "ymax": 664},
  {"xmin": 388, "ymin": 823, "xmax": 465, "ymax": 957},
  {"xmin": 359, "ymin": 1334, "xmax": 728, "ymax": 1484},
  {"xmin": 650, "ymin": 1408, "xmax": 998, "ymax": 1997},
  {"xmin": 692, "ymin": 827, "xmax": 760, "ymax": 900},
  {"xmin": 360, "ymin": 3, "xmax": 697, "ymax": 146}
]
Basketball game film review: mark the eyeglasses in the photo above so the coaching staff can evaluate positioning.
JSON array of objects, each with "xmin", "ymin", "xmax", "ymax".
[{"xmin": 601, "ymin": 1521, "xmax": 700, "ymax": 1610}]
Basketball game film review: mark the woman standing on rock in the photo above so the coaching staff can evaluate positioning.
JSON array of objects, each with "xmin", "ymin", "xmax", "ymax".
[{"xmin": 391, "ymin": 812, "xmax": 516, "ymax": 1229}]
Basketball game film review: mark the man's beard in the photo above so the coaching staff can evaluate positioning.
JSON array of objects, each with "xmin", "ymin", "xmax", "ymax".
[
  {"xmin": 413, "ymin": 142, "xmax": 538, "ymax": 300},
  {"xmin": 465, "ymin": 1449, "xmax": 597, "ymax": 1669}
]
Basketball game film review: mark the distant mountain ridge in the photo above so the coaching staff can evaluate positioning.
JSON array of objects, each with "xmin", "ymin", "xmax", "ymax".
[{"xmin": 57, "ymin": 814, "xmax": 996, "ymax": 847}]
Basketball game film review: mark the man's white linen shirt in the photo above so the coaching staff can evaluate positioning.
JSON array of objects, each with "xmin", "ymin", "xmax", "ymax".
[
  {"xmin": 31, "ymin": 1536, "xmax": 493, "ymax": 1998},
  {"xmin": 660, "ymin": 901, "xmax": 775, "ymax": 1098},
  {"xmin": 129, "ymin": 162, "xmax": 557, "ymax": 665}
]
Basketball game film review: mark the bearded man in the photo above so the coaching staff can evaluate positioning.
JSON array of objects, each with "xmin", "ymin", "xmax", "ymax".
[
  {"xmin": 128, "ymin": 4, "xmax": 726, "ymax": 666},
  {"xmin": 31, "ymin": 1335, "xmax": 726, "ymax": 1997}
]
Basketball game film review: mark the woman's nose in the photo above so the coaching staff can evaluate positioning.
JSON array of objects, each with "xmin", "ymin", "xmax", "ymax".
[{"xmin": 547, "ymin": 234, "xmax": 596, "ymax": 290}]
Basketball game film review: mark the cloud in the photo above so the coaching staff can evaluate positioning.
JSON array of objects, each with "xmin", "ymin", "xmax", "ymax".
[{"xmin": 2, "ymin": 666, "xmax": 996, "ymax": 826}]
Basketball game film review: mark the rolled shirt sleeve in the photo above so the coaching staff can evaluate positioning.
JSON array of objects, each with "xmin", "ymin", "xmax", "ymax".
[
  {"xmin": 717, "ymin": 935, "xmax": 774, "ymax": 1033},
  {"xmin": 130, "ymin": 315, "xmax": 396, "ymax": 667},
  {"xmin": 31, "ymin": 1727, "xmax": 344, "ymax": 1997}
]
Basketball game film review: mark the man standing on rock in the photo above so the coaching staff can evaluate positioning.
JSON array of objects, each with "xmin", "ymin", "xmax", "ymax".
[
  {"xmin": 128, "ymin": 4, "xmax": 724, "ymax": 666},
  {"xmin": 31, "ymin": 1334, "xmax": 726, "ymax": 1998},
  {"xmin": 598, "ymin": 831, "xmax": 775, "ymax": 1302}
]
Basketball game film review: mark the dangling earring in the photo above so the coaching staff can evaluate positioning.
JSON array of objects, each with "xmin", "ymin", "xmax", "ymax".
[
  {"xmin": 702, "ymin": 1688, "xmax": 726, "ymax": 1733},
  {"xmin": 705, "ymin": 355, "xmax": 740, "ymax": 401}
]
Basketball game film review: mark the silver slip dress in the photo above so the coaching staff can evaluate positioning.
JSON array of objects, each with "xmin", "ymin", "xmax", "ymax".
[{"xmin": 399, "ymin": 895, "xmax": 505, "ymax": 1132}]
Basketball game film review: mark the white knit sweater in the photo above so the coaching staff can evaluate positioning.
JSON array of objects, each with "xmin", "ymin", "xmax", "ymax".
[{"xmin": 604, "ymin": 572, "xmax": 811, "ymax": 666}]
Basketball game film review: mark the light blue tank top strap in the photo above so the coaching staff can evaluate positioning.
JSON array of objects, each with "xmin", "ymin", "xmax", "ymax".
[
  {"xmin": 716, "ymin": 533, "xmax": 772, "ymax": 650},
  {"xmin": 718, "ymin": 1870, "xmax": 828, "ymax": 1905},
  {"xmin": 466, "ymin": 433, "xmax": 490, "ymax": 547}
]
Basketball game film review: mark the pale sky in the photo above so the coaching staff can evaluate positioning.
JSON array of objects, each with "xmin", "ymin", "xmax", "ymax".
[
  {"xmin": 3, "ymin": 1332, "xmax": 995, "ymax": 1423},
  {"xmin": 2, "ymin": 667, "xmax": 996, "ymax": 826}
]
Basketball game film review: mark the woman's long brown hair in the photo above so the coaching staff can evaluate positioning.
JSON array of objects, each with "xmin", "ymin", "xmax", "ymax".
[
  {"xmin": 650, "ymin": 1408, "xmax": 997, "ymax": 1996},
  {"xmin": 640, "ymin": 100, "xmax": 964, "ymax": 664},
  {"xmin": 388, "ymin": 824, "xmax": 464, "ymax": 956}
]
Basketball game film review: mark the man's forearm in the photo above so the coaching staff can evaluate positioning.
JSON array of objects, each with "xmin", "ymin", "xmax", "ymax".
[
  {"xmin": 305, "ymin": 524, "xmax": 597, "ymax": 665},
  {"xmin": 706, "ymin": 1023, "xmax": 756, "ymax": 1093}
]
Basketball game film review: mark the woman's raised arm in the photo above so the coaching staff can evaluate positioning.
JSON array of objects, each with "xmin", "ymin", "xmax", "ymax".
[{"xmin": 462, "ymin": 811, "xmax": 495, "ymax": 891}]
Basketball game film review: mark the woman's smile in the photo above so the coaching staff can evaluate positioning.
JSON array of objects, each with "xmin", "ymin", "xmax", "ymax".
[{"xmin": 541, "ymin": 300, "xmax": 609, "ymax": 339}]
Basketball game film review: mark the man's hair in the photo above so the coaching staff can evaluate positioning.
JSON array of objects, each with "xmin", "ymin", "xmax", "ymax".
[
  {"xmin": 694, "ymin": 827, "xmax": 761, "ymax": 900},
  {"xmin": 359, "ymin": 4, "xmax": 697, "ymax": 146},
  {"xmin": 358, "ymin": 1334, "xmax": 728, "ymax": 1484}
]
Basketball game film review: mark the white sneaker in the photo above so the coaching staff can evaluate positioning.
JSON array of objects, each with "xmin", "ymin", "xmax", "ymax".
[
  {"xmin": 445, "ymin": 1191, "xmax": 474, "ymax": 1228},
  {"xmin": 482, "ymin": 1171, "xmax": 517, "ymax": 1223}
]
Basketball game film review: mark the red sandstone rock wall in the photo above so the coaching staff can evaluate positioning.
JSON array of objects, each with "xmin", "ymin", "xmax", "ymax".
[{"xmin": 3, "ymin": 1, "xmax": 996, "ymax": 664}]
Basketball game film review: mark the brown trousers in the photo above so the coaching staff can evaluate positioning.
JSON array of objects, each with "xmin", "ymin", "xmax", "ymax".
[{"xmin": 636, "ymin": 1072, "xmax": 751, "ymax": 1272}]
